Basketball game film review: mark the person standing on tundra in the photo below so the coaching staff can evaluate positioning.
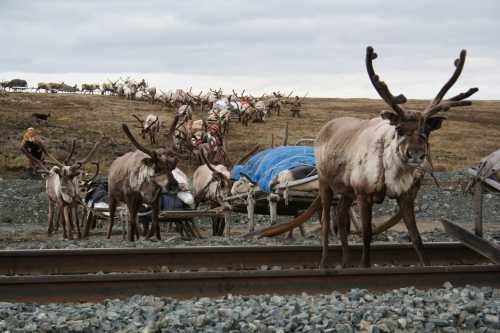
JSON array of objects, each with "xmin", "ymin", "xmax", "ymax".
[
  {"xmin": 290, "ymin": 96, "xmax": 302, "ymax": 118},
  {"xmin": 21, "ymin": 127, "xmax": 44, "ymax": 180}
]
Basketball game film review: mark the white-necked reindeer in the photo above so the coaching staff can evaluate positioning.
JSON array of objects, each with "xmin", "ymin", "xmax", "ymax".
[{"xmin": 314, "ymin": 47, "xmax": 478, "ymax": 268}]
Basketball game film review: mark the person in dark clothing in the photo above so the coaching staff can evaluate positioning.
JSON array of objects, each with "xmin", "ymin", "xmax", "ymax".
[
  {"xmin": 21, "ymin": 127, "xmax": 44, "ymax": 180},
  {"xmin": 290, "ymin": 96, "xmax": 302, "ymax": 118}
]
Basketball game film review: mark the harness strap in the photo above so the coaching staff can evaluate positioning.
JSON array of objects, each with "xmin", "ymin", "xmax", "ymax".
[{"xmin": 194, "ymin": 178, "xmax": 217, "ymax": 208}]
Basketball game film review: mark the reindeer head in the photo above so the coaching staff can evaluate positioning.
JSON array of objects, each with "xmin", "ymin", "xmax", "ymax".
[
  {"xmin": 199, "ymin": 151, "xmax": 235, "ymax": 200},
  {"xmin": 133, "ymin": 115, "xmax": 159, "ymax": 140},
  {"xmin": 366, "ymin": 46, "xmax": 478, "ymax": 167},
  {"xmin": 201, "ymin": 143, "xmax": 261, "ymax": 201},
  {"xmin": 77, "ymin": 161, "xmax": 100, "ymax": 200},
  {"xmin": 21, "ymin": 139, "xmax": 100, "ymax": 204},
  {"xmin": 122, "ymin": 115, "xmax": 189, "ymax": 193}
]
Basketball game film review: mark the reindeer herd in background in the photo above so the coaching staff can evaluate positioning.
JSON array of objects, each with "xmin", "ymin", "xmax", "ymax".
[{"xmin": 16, "ymin": 46, "xmax": 479, "ymax": 269}]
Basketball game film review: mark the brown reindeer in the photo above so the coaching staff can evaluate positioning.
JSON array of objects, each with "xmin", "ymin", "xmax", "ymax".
[
  {"xmin": 106, "ymin": 115, "xmax": 190, "ymax": 241},
  {"xmin": 21, "ymin": 140, "xmax": 100, "ymax": 239},
  {"xmin": 314, "ymin": 47, "xmax": 478, "ymax": 268}
]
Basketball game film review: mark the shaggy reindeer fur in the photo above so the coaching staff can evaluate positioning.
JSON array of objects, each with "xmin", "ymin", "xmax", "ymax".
[
  {"xmin": 315, "ymin": 46, "xmax": 478, "ymax": 269},
  {"xmin": 107, "ymin": 116, "xmax": 189, "ymax": 241}
]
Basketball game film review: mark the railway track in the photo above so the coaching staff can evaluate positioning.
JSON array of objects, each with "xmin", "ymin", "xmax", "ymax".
[{"xmin": 0, "ymin": 242, "xmax": 499, "ymax": 304}]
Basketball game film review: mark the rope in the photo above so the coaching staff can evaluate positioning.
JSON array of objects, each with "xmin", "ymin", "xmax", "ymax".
[{"xmin": 283, "ymin": 186, "xmax": 292, "ymax": 205}]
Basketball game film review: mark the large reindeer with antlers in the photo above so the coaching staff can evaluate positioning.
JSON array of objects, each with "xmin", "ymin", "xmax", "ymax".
[
  {"xmin": 314, "ymin": 46, "xmax": 478, "ymax": 268},
  {"xmin": 21, "ymin": 140, "xmax": 100, "ymax": 239},
  {"xmin": 106, "ymin": 115, "xmax": 190, "ymax": 241}
]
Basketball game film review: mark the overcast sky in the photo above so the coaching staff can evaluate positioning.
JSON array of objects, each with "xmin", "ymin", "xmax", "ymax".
[{"xmin": 1, "ymin": 0, "xmax": 498, "ymax": 99}]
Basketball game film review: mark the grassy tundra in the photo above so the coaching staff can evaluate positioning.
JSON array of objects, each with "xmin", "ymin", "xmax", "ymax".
[{"xmin": 0, "ymin": 93, "xmax": 499, "ymax": 179}]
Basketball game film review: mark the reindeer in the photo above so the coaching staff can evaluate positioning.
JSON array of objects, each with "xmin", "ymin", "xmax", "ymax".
[
  {"xmin": 248, "ymin": 94, "xmax": 267, "ymax": 121},
  {"xmin": 0, "ymin": 80, "xmax": 11, "ymax": 89},
  {"xmin": 81, "ymin": 83, "xmax": 101, "ymax": 94},
  {"xmin": 101, "ymin": 79, "xmax": 118, "ymax": 95},
  {"xmin": 312, "ymin": 47, "xmax": 478, "ymax": 268},
  {"xmin": 267, "ymin": 91, "xmax": 291, "ymax": 117},
  {"xmin": 133, "ymin": 114, "xmax": 161, "ymax": 145},
  {"xmin": 186, "ymin": 89, "xmax": 203, "ymax": 109},
  {"xmin": 47, "ymin": 82, "xmax": 64, "ymax": 93},
  {"xmin": 106, "ymin": 115, "xmax": 190, "ymax": 241},
  {"xmin": 178, "ymin": 105, "xmax": 193, "ymax": 122},
  {"xmin": 230, "ymin": 89, "xmax": 247, "ymax": 103},
  {"xmin": 235, "ymin": 102, "xmax": 255, "ymax": 126},
  {"xmin": 36, "ymin": 82, "xmax": 52, "ymax": 93},
  {"xmin": 201, "ymin": 88, "xmax": 222, "ymax": 111},
  {"xmin": 148, "ymin": 87, "xmax": 157, "ymax": 104},
  {"xmin": 21, "ymin": 140, "xmax": 100, "ymax": 239},
  {"xmin": 207, "ymin": 107, "xmax": 231, "ymax": 134},
  {"xmin": 193, "ymin": 144, "xmax": 260, "ymax": 236}
]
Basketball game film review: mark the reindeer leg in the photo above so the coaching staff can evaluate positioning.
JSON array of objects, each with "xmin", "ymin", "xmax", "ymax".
[
  {"xmin": 63, "ymin": 205, "xmax": 73, "ymax": 240},
  {"xmin": 357, "ymin": 196, "xmax": 373, "ymax": 268},
  {"xmin": 72, "ymin": 202, "xmax": 82, "ymax": 239},
  {"xmin": 56, "ymin": 203, "xmax": 68, "ymax": 238},
  {"xmin": 128, "ymin": 203, "xmax": 140, "ymax": 242},
  {"xmin": 83, "ymin": 207, "xmax": 93, "ymax": 238},
  {"xmin": 210, "ymin": 216, "xmax": 218, "ymax": 236},
  {"xmin": 47, "ymin": 202, "xmax": 55, "ymax": 236},
  {"xmin": 397, "ymin": 192, "xmax": 430, "ymax": 266},
  {"xmin": 54, "ymin": 209, "xmax": 60, "ymax": 231},
  {"xmin": 337, "ymin": 196, "xmax": 355, "ymax": 267},
  {"xmin": 151, "ymin": 197, "xmax": 161, "ymax": 240},
  {"xmin": 319, "ymin": 183, "xmax": 334, "ymax": 268},
  {"xmin": 330, "ymin": 206, "xmax": 337, "ymax": 236},
  {"xmin": 80, "ymin": 206, "xmax": 87, "ymax": 229},
  {"xmin": 106, "ymin": 195, "xmax": 117, "ymax": 239},
  {"xmin": 141, "ymin": 220, "xmax": 149, "ymax": 237},
  {"xmin": 216, "ymin": 217, "xmax": 225, "ymax": 237}
]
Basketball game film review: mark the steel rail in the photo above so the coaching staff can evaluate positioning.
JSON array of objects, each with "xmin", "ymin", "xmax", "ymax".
[
  {"xmin": 0, "ymin": 242, "xmax": 494, "ymax": 276},
  {"xmin": 1, "ymin": 266, "xmax": 499, "ymax": 304}
]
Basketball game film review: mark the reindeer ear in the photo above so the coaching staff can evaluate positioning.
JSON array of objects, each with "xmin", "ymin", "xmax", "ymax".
[
  {"xmin": 427, "ymin": 116, "xmax": 447, "ymax": 132},
  {"xmin": 141, "ymin": 157, "xmax": 153, "ymax": 166},
  {"xmin": 380, "ymin": 110, "xmax": 401, "ymax": 126}
]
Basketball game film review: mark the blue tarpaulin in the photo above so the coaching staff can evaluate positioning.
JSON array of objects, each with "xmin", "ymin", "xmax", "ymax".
[{"xmin": 231, "ymin": 146, "xmax": 316, "ymax": 193}]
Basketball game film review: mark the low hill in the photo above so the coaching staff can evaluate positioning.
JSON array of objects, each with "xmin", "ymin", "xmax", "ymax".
[{"xmin": 1, "ymin": 92, "xmax": 499, "ymax": 179}]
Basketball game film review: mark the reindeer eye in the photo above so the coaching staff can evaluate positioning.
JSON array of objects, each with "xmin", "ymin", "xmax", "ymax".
[
  {"xmin": 220, "ymin": 182, "xmax": 226, "ymax": 189},
  {"xmin": 396, "ymin": 127, "xmax": 404, "ymax": 136}
]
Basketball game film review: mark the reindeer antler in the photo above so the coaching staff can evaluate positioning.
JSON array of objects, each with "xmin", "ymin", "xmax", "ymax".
[
  {"xmin": 82, "ymin": 161, "xmax": 100, "ymax": 186},
  {"xmin": 36, "ymin": 140, "xmax": 64, "ymax": 168},
  {"xmin": 164, "ymin": 115, "xmax": 190, "ymax": 160},
  {"xmin": 133, "ymin": 114, "xmax": 144, "ymax": 128},
  {"xmin": 70, "ymin": 142, "xmax": 100, "ymax": 170},
  {"xmin": 417, "ymin": 50, "xmax": 479, "ymax": 133},
  {"xmin": 233, "ymin": 143, "xmax": 261, "ymax": 167},
  {"xmin": 366, "ymin": 46, "xmax": 408, "ymax": 119},
  {"xmin": 64, "ymin": 139, "xmax": 76, "ymax": 166},
  {"xmin": 122, "ymin": 124, "xmax": 153, "ymax": 156},
  {"xmin": 20, "ymin": 148, "xmax": 50, "ymax": 173}
]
